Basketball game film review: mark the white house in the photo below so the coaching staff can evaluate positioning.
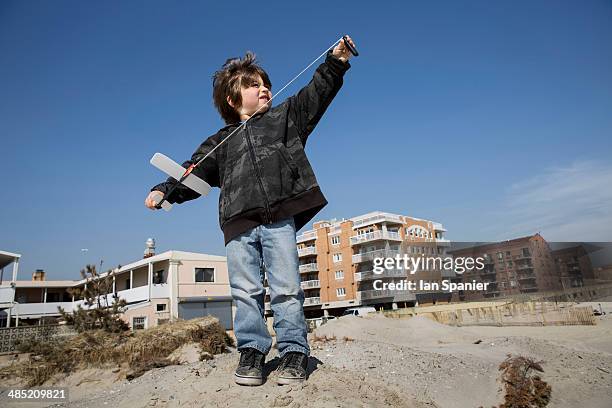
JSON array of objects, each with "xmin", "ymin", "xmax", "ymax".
[{"xmin": 0, "ymin": 249, "xmax": 233, "ymax": 330}]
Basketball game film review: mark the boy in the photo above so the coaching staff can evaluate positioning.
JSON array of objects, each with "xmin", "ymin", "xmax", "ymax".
[{"xmin": 145, "ymin": 36, "xmax": 355, "ymax": 385}]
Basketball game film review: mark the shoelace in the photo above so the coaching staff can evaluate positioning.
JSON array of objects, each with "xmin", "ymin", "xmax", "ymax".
[
  {"xmin": 240, "ymin": 349, "xmax": 258, "ymax": 368},
  {"xmin": 282, "ymin": 352, "xmax": 305, "ymax": 370}
]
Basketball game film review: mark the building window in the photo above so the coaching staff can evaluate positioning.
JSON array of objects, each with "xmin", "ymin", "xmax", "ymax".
[
  {"xmin": 125, "ymin": 278, "xmax": 131, "ymax": 290},
  {"xmin": 133, "ymin": 317, "xmax": 146, "ymax": 330},
  {"xmin": 195, "ymin": 267, "xmax": 215, "ymax": 282},
  {"xmin": 358, "ymin": 227, "xmax": 374, "ymax": 235},
  {"xmin": 333, "ymin": 253, "xmax": 342, "ymax": 263},
  {"xmin": 335, "ymin": 270, "xmax": 344, "ymax": 280},
  {"xmin": 336, "ymin": 288, "xmax": 346, "ymax": 297},
  {"xmin": 156, "ymin": 303, "xmax": 166, "ymax": 312},
  {"xmin": 331, "ymin": 235, "xmax": 340, "ymax": 245},
  {"xmin": 497, "ymin": 252, "xmax": 504, "ymax": 260},
  {"xmin": 521, "ymin": 248, "xmax": 531, "ymax": 257},
  {"xmin": 153, "ymin": 270, "xmax": 164, "ymax": 284}
]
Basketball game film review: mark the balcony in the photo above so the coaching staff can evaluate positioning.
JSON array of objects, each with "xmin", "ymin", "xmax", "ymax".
[
  {"xmin": 354, "ymin": 269, "xmax": 406, "ymax": 281},
  {"xmin": 14, "ymin": 301, "xmax": 75, "ymax": 317},
  {"xmin": 116, "ymin": 285, "xmax": 149, "ymax": 303},
  {"xmin": 357, "ymin": 289, "xmax": 413, "ymax": 301},
  {"xmin": 296, "ymin": 231, "xmax": 317, "ymax": 244},
  {"xmin": 151, "ymin": 283, "xmax": 170, "ymax": 299},
  {"xmin": 517, "ymin": 264, "xmax": 534, "ymax": 270},
  {"xmin": 435, "ymin": 238, "xmax": 451, "ymax": 247},
  {"xmin": 352, "ymin": 213, "xmax": 403, "ymax": 229},
  {"xmin": 0, "ymin": 286, "xmax": 14, "ymax": 303},
  {"xmin": 350, "ymin": 231, "xmax": 402, "ymax": 245},
  {"xmin": 352, "ymin": 249, "xmax": 400, "ymax": 264},
  {"xmin": 297, "ymin": 246, "xmax": 317, "ymax": 257},
  {"xmin": 303, "ymin": 296, "xmax": 321, "ymax": 306},
  {"xmin": 301, "ymin": 280, "xmax": 320, "ymax": 289},
  {"xmin": 432, "ymin": 222, "xmax": 447, "ymax": 232},
  {"xmin": 299, "ymin": 263, "xmax": 318, "ymax": 273},
  {"xmin": 514, "ymin": 254, "xmax": 532, "ymax": 260}
]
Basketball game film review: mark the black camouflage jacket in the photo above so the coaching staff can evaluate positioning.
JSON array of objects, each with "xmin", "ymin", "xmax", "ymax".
[{"xmin": 151, "ymin": 51, "xmax": 350, "ymax": 244}]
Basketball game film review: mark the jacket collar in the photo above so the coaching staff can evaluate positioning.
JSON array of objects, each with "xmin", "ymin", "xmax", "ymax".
[{"xmin": 219, "ymin": 110, "xmax": 267, "ymax": 132}]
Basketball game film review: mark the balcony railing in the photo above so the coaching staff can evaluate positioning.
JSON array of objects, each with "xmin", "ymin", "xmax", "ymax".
[
  {"xmin": 352, "ymin": 213, "xmax": 403, "ymax": 229},
  {"xmin": 297, "ymin": 246, "xmax": 317, "ymax": 257},
  {"xmin": 299, "ymin": 263, "xmax": 318, "ymax": 273},
  {"xmin": 354, "ymin": 269, "xmax": 406, "ymax": 281},
  {"xmin": 432, "ymin": 222, "xmax": 447, "ymax": 232},
  {"xmin": 14, "ymin": 301, "xmax": 75, "ymax": 316},
  {"xmin": 296, "ymin": 231, "xmax": 317, "ymax": 243},
  {"xmin": 0, "ymin": 286, "xmax": 14, "ymax": 303},
  {"xmin": 301, "ymin": 280, "xmax": 320, "ymax": 289},
  {"xmin": 352, "ymin": 249, "xmax": 400, "ymax": 264},
  {"xmin": 303, "ymin": 296, "xmax": 321, "ymax": 306},
  {"xmin": 435, "ymin": 238, "xmax": 451, "ymax": 247},
  {"xmin": 151, "ymin": 283, "xmax": 170, "ymax": 299},
  {"xmin": 117, "ymin": 285, "xmax": 149, "ymax": 303},
  {"xmin": 514, "ymin": 254, "xmax": 532, "ymax": 260},
  {"xmin": 350, "ymin": 231, "xmax": 402, "ymax": 245}
]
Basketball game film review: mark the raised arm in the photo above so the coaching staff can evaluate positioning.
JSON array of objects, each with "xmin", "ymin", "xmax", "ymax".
[{"xmin": 288, "ymin": 36, "xmax": 355, "ymax": 146}]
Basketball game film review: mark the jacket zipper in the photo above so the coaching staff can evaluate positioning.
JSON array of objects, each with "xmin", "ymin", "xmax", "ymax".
[{"xmin": 244, "ymin": 123, "xmax": 273, "ymax": 224}]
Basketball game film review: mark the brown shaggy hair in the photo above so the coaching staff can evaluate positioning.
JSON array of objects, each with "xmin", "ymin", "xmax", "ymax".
[{"xmin": 212, "ymin": 52, "xmax": 272, "ymax": 124}]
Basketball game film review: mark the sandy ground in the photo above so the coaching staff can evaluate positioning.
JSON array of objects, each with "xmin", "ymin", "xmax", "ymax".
[{"xmin": 2, "ymin": 302, "xmax": 611, "ymax": 408}]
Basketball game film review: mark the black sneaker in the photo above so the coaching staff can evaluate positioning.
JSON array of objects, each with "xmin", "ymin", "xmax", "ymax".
[
  {"xmin": 234, "ymin": 348, "xmax": 265, "ymax": 386},
  {"xmin": 276, "ymin": 352, "xmax": 308, "ymax": 385}
]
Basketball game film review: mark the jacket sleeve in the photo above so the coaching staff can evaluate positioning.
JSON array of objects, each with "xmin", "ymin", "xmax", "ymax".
[
  {"xmin": 287, "ymin": 50, "xmax": 350, "ymax": 146},
  {"xmin": 150, "ymin": 136, "xmax": 221, "ymax": 204}
]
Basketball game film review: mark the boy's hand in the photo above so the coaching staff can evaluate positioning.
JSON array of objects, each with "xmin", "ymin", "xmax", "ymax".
[
  {"xmin": 145, "ymin": 190, "xmax": 164, "ymax": 210},
  {"xmin": 332, "ymin": 35, "xmax": 356, "ymax": 63}
]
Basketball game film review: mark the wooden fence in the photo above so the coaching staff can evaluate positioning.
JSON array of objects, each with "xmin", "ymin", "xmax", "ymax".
[{"xmin": 385, "ymin": 301, "xmax": 597, "ymax": 327}]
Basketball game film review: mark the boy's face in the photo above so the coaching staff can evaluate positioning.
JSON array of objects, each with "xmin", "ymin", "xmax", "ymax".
[{"xmin": 230, "ymin": 74, "xmax": 271, "ymax": 120}]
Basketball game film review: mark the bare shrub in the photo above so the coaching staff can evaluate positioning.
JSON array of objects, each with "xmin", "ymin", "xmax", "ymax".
[
  {"xmin": 497, "ymin": 354, "xmax": 552, "ymax": 408},
  {"xmin": 2, "ymin": 317, "xmax": 231, "ymax": 386}
]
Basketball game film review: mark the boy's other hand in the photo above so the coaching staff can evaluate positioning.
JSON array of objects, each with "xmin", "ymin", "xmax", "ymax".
[
  {"xmin": 332, "ymin": 35, "xmax": 356, "ymax": 63},
  {"xmin": 145, "ymin": 190, "xmax": 164, "ymax": 210}
]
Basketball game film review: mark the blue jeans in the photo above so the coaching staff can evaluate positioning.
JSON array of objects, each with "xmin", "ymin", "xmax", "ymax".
[{"xmin": 226, "ymin": 217, "xmax": 309, "ymax": 357}]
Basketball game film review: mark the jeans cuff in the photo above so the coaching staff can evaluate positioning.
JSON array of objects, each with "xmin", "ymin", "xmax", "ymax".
[
  {"xmin": 279, "ymin": 346, "xmax": 310, "ymax": 358},
  {"xmin": 238, "ymin": 343, "xmax": 269, "ymax": 355}
]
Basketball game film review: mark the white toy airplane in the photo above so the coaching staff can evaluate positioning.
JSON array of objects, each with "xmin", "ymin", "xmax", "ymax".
[{"xmin": 149, "ymin": 152, "xmax": 212, "ymax": 211}]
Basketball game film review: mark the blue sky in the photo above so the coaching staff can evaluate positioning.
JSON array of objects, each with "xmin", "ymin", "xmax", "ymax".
[{"xmin": 1, "ymin": 1, "xmax": 611, "ymax": 280}]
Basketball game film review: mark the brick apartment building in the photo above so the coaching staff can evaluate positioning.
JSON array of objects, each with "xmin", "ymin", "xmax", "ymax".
[
  {"xmin": 263, "ymin": 211, "xmax": 452, "ymax": 318},
  {"xmin": 448, "ymin": 234, "xmax": 563, "ymax": 301},
  {"xmin": 551, "ymin": 245, "xmax": 595, "ymax": 288}
]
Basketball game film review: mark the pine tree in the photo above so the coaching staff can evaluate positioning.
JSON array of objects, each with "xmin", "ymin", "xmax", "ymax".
[{"xmin": 58, "ymin": 264, "xmax": 129, "ymax": 333}]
